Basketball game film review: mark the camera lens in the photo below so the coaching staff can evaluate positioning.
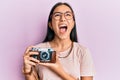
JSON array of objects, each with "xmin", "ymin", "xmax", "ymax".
[{"xmin": 40, "ymin": 52, "xmax": 50, "ymax": 60}]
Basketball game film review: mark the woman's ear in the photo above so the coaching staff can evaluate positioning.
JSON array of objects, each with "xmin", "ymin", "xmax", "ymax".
[{"xmin": 49, "ymin": 22, "xmax": 53, "ymax": 30}]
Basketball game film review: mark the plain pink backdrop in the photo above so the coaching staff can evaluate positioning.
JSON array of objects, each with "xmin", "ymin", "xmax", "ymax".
[{"xmin": 0, "ymin": 0, "xmax": 120, "ymax": 80}]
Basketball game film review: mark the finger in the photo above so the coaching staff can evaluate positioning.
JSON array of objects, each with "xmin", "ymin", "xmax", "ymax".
[
  {"xmin": 24, "ymin": 57, "xmax": 39, "ymax": 66},
  {"xmin": 29, "ymin": 57, "xmax": 40, "ymax": 63},
  {"xmin": 24, "ymin": 56, "xmax": 39, "ymax": 63},
  {"xmin": 29, "ymin": 51, "xmax": 39, "ymax": 55},
  {"xmin": 24, "ymin": 49, "xmax": 39, "ymax": 57},
  {"xmin": 25, "ymin": 46, "xmax": 33, "ymax": 55},
  {"xmin": 26, "ymin": 60, "xmax": 37, "ymax": 66},
  {"xmin": 38, "ymin": 62, "xmax": 54, "ymax": 67}
]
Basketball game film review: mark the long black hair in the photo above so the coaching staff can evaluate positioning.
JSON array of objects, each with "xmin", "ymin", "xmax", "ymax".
[{"xmin": 43, "ymin": 2, "xmax": 78, "ymax": 42}]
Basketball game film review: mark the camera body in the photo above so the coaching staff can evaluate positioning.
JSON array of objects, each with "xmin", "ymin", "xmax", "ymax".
[{"xmin": 30, "ymin": 47, "xmax": 56, "ymax": 63}]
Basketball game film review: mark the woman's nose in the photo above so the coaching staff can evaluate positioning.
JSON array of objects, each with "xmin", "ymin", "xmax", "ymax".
[{"xmin": 60, "ymin": 14, "xmax": 66, "ymax": 21}]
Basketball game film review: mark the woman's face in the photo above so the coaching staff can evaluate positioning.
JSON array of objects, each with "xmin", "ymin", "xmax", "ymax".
[{"xmin": 50, "ymin": 5, "xmax": 74, "ymax": 40}]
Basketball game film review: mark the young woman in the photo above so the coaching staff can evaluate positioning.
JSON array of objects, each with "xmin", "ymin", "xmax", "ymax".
[{"xmin": 22, "ymin": 2, "xmax": 95, "ymax": 80}]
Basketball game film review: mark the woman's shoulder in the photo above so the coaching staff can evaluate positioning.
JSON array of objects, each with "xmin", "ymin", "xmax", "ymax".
[
  {"xmin": 73, "ymin": 42, "xmax": 87, "ymax": 50},
  {"xmin": 73, "ymin": 42, "xmax": 90, "ymax": 55}
]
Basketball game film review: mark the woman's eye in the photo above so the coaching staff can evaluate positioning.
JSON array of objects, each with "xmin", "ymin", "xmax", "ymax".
[
  {"xmin": 54, "ymin": 14, "xmax": 61, "ymax": 17},
  {"xmin": 65, "ymin": 13, "xmax": 71, "ymax": 16}
]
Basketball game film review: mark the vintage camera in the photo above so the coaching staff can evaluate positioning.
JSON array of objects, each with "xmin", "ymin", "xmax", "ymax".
[{"xmin": 30, "ymin": 47, "xmax": 56, "ymax": 63}]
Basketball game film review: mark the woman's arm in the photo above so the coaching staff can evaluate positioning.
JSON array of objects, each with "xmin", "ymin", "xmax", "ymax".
[
  {"xmin": 23, "ymin": 67, "xmax": 39, "ymax": 80},
  {"xmin": 81, "ymin": 76, "xmax": 93, "ymax": 80},
  {"xmin": 23, "ymin": 46, "xmax": 40, "ymax": 80},
  {"xmin": 80, "ymin": 48, "xmax": 95, "ymax": 80}
]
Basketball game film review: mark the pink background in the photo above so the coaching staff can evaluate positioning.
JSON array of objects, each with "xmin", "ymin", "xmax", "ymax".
[{"xmin": 0, "ymin": 0, "xmax": 120, "ymax": 80}]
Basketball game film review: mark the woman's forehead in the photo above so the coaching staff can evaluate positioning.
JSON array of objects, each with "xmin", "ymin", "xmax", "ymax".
[{"xmin": 53, "ymin": 5, "xmax": 72, "ymax": 13}]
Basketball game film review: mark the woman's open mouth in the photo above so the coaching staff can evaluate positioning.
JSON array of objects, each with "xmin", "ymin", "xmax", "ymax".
[{"xmin": 59, "ymin": 24, "xmax": 67, "ymax": 33}]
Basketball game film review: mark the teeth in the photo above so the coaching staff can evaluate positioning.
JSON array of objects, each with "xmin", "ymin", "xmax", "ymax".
[{"xmin": 59, "ymin": 24, "xmax": 67, "ymax": 27}]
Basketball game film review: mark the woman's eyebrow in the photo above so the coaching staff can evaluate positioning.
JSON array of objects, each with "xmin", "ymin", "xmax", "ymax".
[{"xmin": 53, "ymin": 12, "xmax": 62, "ymax": 14}]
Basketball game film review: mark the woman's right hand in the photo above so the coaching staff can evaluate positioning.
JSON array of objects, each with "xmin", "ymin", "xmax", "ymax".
[{"xmin": 23, "ymin": 46, "xmax": 39, "ymax": 74}]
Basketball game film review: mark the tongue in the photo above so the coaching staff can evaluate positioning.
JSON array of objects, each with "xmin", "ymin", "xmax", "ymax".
[{"xmin": 60, "ymin": 28, "xmax": 66, "ymax": 33}]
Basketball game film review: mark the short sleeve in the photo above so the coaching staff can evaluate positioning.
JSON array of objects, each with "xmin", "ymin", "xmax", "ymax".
[{"xmin": 80, "ymin": 48, "xmax": 95, "ymax": 76}]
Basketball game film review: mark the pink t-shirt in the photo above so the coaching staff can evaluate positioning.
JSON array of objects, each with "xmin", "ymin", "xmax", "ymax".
[{"xmin": 35, "ymin": 42, "xmax": 95, "ymax": 80}]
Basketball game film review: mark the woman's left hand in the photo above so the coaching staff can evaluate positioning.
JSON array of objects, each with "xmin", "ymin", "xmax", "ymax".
[{"xmin": 38, "ymin": 52, "xmax": 63, "ymax": 72}]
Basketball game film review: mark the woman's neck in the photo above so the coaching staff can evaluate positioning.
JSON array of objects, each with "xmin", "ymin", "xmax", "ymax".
[{"xmin": 49, "ymin": 38, "xmax": 73, "ymax": 52}]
